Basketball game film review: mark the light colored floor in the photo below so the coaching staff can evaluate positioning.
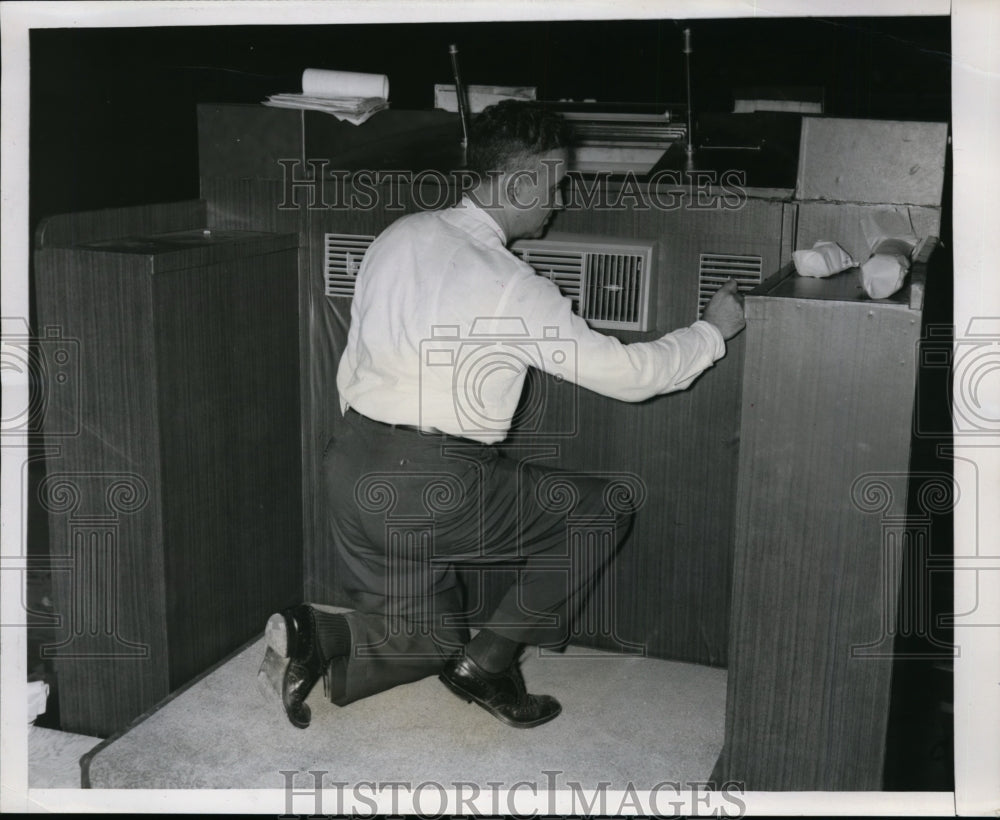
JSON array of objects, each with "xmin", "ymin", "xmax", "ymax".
[
  {"xmin": 78, "ymin": 637, "xmax": 727, "ymax": 790},
  {"xmin": 28, "ymin": 726, "xmax": 103, "ymax": 789}
]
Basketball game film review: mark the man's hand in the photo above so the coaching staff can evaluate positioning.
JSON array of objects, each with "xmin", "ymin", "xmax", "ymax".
[{"xmin": 702, "ymin": 279, "xmax": 746, "ymax": 340}]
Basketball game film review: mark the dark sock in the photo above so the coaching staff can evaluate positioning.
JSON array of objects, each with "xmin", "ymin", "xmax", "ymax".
[
  {"xmin": 465, "ymin": 628, "xmax": 521, "ymax": 673},
  {"xmin": 313, "ymin": 611, "xmax": 352, "ymax": 661}
]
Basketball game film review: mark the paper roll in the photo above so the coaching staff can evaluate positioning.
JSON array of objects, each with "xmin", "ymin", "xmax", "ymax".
[{"xmin": 301, "ymin": 68, "xmax": 389, "ymax": 100}]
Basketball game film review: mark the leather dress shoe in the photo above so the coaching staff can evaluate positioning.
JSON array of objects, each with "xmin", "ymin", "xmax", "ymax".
[
  {"xmin": 439, "ymin": 651, "xmax": 561, "ymax": 728},
  {"xmin": 263, "ymin": 604, "xmax": 328, "ymax": 729}
]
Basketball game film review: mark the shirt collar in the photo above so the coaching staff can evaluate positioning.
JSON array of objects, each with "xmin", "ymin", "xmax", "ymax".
[{"xmin": 456, "ymin": 194, "xmax": 507, "ymax": 245}]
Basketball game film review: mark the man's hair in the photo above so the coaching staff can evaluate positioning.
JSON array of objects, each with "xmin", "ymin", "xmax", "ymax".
[{"xmin": 465, "ymin": 100, "xmax": 570, "ymax": 177}]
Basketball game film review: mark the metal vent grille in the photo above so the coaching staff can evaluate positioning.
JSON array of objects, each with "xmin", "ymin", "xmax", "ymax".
[
  {"xmin": 512, "ymin": 234, "xmax": 655, "ymax": 331},
  {"xmin": 324, "ymin": 231, "xmax": 654, "ymax": 331},
  {"xmin": 509, "ymin": 246, "xmax": 585, "ymax": 314},
  {"xmin": 583, "ymin": 252, "xmax": 646, "ymax": 327},
  {"xmin": 697, "ymin": 253, "xmax": 763, "ymax": 317},
  {"xmin": 325, "ymin": 233, "xmax": 375, "ymax": 297}
]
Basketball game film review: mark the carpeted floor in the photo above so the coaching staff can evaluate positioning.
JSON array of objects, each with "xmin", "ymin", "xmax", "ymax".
[
  {"xmin": 29, "ymin": 726, "xmax": 103, "ymax": 788},
  {"xmin": 83, "ymin": 636, "xmax": 727, "ymax": 790}
]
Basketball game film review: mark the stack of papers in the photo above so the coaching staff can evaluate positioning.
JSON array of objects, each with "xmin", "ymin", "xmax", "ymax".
[
  {"xmin": 263, "ymin": 69, "xmax": 390, "ymax": 125},
  {"xmin": 733, "ymin": 86, "xmax": 823, "ymax": 115},
  {"xmin": 262, "ymin": 93, "xmax": 388, "ymax": 125}
]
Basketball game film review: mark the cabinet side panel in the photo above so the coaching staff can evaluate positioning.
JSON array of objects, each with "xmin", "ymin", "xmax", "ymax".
[
  {"xmin": 33, "ymin": 248, "xmax": 171, "ymax": 737},
  {"xmin": 154, "ymin": 248, "xmax": 302, "ymax": 688},
  {"xmin": 722, "ymin": 297, "xmax": 921, "ymax": 789}
]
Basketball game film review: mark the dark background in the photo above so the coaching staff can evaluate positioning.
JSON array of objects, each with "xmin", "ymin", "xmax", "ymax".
[
  {"xmin": 29, "ymin": 16, "xmax": 951, "ymax": 231},
  {"xmin": 26, "ymin": 15, "xmax": 954, "ymax": 790}
]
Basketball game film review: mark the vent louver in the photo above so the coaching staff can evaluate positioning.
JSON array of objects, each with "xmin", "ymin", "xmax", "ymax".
[
  {"xmin": 697, "ymin": 253, "xmax": 763, "ymax": 318},
  {"xmin": 325, "ymin": 233, "xmax": 375, "ymax": 297},
  {"xmin": 584, "ymin": 251, "xmax": 646, "ymax": 328},
  {"xmin": 324, "ymin": 231, "xmax": 655, "ymax": 332},
  {"xmin": 512, "ymin": 233, "xmax": 655, "ymax": 331},
  {"xmin": 507, "ymin": 246, "xmax": 584, "ymax": 314}
]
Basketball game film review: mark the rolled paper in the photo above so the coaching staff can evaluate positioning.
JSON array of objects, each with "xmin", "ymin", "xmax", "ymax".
[{"xmin": 301, "ymin": 68, "xmax": 389, "ymax": 100}]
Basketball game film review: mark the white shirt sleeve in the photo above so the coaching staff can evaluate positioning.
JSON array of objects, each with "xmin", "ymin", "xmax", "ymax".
[{"xmin": 508, "ymin": 270, "xmax": 726, "ymax": 402}]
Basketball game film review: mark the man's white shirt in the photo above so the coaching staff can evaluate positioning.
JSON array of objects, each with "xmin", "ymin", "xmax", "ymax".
[{"xmin": 337, "ymin": 196, "xmax": 726, "ymax": 443}]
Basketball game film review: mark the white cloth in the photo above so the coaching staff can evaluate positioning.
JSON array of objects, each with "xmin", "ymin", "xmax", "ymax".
[{"xmin": 337, "ymin": 196, "xmax": 726, "ymax": 443}]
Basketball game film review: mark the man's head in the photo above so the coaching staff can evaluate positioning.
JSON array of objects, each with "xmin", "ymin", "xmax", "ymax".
[{"xmin": 466, "ymin": 101, "xmax": 571, "ymax": 242}]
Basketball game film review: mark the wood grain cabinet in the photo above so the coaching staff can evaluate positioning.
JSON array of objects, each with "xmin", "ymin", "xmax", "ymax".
[
  {"xmin": 713, "ymin": 117, "xmax": 949, "ymax": 789},
  {"xmin": 714, "ymin": 259, "xmax": 932, "ymax": 789},
  {"xmin": 33, "ymin": 201, "xmax": 303, "ymax": 737}
]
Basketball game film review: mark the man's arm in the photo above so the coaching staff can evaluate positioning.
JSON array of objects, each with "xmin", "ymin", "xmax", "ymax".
[{"xmin": 513, "ymin": 273, "xmax": 746, "ymax": 402}]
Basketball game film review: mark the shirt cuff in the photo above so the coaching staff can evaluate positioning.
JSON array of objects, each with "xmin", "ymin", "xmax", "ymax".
[{"xmin": 692, "ymin": 320, "xmax": 727, "ymax": 360}]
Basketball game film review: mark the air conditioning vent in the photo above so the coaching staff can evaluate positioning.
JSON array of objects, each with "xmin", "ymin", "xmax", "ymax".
[
  {"xmin": 584, "ymin": 251, "xmax": 647, "ymax": 328},
  {"xmin": 512, "ymin": 233, "xmax": 655, "ymax": 331},
  {"xmin": 508, "ymin": 246, "xmax": 584, "ymax": 314},
  {"xmin": 324, "ymin": 230, "xmax": 656, "ymax": 332},
  {"xmin": 325, "ymin": 233, "xmax": 375, "ymax": 297},
  {"xmin": 697, "ymin": 253, "xmax": 763, "ymax": 318}
]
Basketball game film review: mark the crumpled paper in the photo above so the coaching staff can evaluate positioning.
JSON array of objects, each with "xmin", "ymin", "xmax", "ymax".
[
  {"xmin": 792, "ymin": 241, "xmax": 855, "ymax": 278},
  {"xmin": 861, "ymin": 252, "xmax": 911, "ymax": 300},
  {"xmin": 861, "ymin": 209, "xmax": 919, "ymax": 256},
  {"xmin": 858, "ymin": 209, "xmax": 919, "ymax": 299}
]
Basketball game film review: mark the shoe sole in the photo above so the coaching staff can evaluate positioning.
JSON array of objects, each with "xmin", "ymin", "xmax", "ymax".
[
  {"xmin": 438, "ymin": 672, "xmax": 561, "ymax": 729},
  {"xmin": 256, "ymin": 645, "xmax": 289, "ymax": 703},
  {"xmin": 264, "ymin": 612, "xmax": 289, "ymax": 657},
  {"xmin": 256, "ymin": 613, "xmax": 291, "ymax": 705},
  {"xmin": 259, "ymin": 610, "xmax": 319, "ymax": 729}
]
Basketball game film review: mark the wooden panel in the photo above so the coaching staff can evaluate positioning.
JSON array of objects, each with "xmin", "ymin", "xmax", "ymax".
[
  {"xmin": 530, "ymin": 198, "xmax": 784, "ymax": 664},
  {"xmin": 154, "ymin": 249, "xmax": 302, "ymax": 688},
  {"xmin": 779, "ymin": 201, "xmax": 798, "ymax": 267},
  {"xmin": 35, "ymin": 199, "xmax": 205, "ymax": 249},
  {"xmin": 201, "ymin": 178, "xmax": 315, "ymax": 581},
  {"xmin": 68, "ymin": 229, "xmax": 298, "ymax": 273},
  {"xmin": 795, "ymin": 202, "xmax": 941, "ymax": 264},
  {"xmin": 198, "ymin": 104, "xmax": 304, "ymax": 181},
  {"xmin": 716, "ymin": 293, "xmax": 922, "ymax": 789},
  {"xmin": 796, "ymin": 117, "xmax": 948, "ymax": 206},
  {"xmin": 200, "ymin": 178, "xmax": 304, "ymax": 235},
  {"xmin": 302, "ymin": 109, "xmax": 463, "ymax": 173},
  {"xmin": 33, "ymin": 248, "xmax": 172, "ymax": 737}
]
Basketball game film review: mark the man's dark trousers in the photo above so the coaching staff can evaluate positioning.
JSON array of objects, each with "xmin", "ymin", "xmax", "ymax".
[{"xmin": 322, "ymin": 408, "xmax": 635, "ymax": 706}]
